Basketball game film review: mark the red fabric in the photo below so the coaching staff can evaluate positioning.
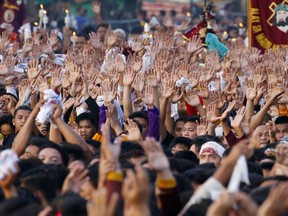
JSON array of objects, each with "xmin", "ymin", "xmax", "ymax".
[
  {"xmin": 185, "ymin": 96, "xmax": 203, "ymax": 116},
  {"xmin": 248, "ymin": 0, "xmax": 288, "ymax": 51}
]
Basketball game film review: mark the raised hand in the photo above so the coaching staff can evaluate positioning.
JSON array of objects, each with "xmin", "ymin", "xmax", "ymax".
[
  {"xmin": 92, "ymin": 0, "xmax": 101, "ymax": 14},
  {"xmin": 27, "ymin": 59, "xmax": 40, "ymax": 79},
  {"xmin": 103, "ymin": 81, "xmax": 117, "ymax": 103},
  {"xmin": 87, "ymin": 188, "xmax": 119, "ymax": 216},
  {"xmin": 124, "ymin": 119, "xmax": 142, "ymax": 142},
  {"xmin": 178, "ymin": 62, "xmax": 190, "ymax": 78},
  {"xmin": 51, "ymin": 67, "xmax": 62, "ymax": 89},
  {"xmin": 207, "ymin": 51, "xmax": 221, "ymax": 72},
  {"xmin": 0, "ymin": 31, "xmax": 10, "ymax": 51},
  {"xmin": 47, "ymin": 30, "xmax": 58, "ymax": 48},
  {"xmin": 107, "ymin": 29, "xmax": 117, "ymax": 47},
  {"xmin": 122, "ymin": 166, "xmax": 150, "ymax": 211},
  {"xmin": 69, "ymin": 64, "xmax": 81, "ymax": 83},
  {"xmin": 245, "ymin": 78, "xmax": 257, "ymax": 101},
  {"xmin": 162, "ymin": 80, "xmax": 175, "ymax": 99},
  {"xmin": 142, "ymin": 85, "xmax": 154, "ymax": 106},
  {"xmin": 131, "ymin": 36, "xmax": 144, "ymax": 53},
  {"xmin": 200, "ymin": 66, "xmax": 215, "ymax": 82},
  {"xmin": 132, "ymin": 72, "xmax": 145, "ymax": 93},
  {"xmin": 197, "ymin": 117, "xmax": 208, "ymax": 136},
  {"xmin": 37, "ymin": 76, "xmax": 49, "ymax": 93},
  {"xmin": 40, "ymin": 39, "xmax": 53, "ymax": 54},
  {"xmin": 22, "ymin": 38, "xmax": 34, "ymax": 54},
  {"xmin": 184, "ymin": 88, "xmax": 201, "ymax": 107},
  {"xmin": 206, "ymin": 103, "xmax": 220, "ymax": 123},
  {"xmin": 0, "ymin": 56, "xmax": 15, "ymax": 76},
  {"xmin": 123, "ymin": 66, "xmax": 136, "ymax": 86},
  {"xmin": 187, "ymin": 35, "xmax": 202, "ymax": 54},
  {"xmin": 146, "ymin": 68, "xmax": 157, "ymax": 87},
  {"xmin": 220, "ymin": 100, "xmax": 236, "ymax": 121},
  {"xmin": 197, "ymin": 81, "xmax": 209, "ymax": 99},
  {"xmin": 230, "ymin": 106, "xmax": 246, "ymax": 129},
  {"xmin": 70, "ymin": 75, "xmax": 83, "ymax": 97},
  {"xmin": 89, "ymin": 32, "xmax": 102, "ymax": 50},
  {"xmin": 62, "ymin": 162, "xmax": 89, "ymax": 194},
  {"xmin": 188, "ymin": 71, "xmax": 200, "ymax": 89}
]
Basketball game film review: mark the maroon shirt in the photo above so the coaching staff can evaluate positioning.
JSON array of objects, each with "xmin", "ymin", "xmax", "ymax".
[{"xmin": 0, "ymin": 0, "xmax": 26, "ymax": 33}]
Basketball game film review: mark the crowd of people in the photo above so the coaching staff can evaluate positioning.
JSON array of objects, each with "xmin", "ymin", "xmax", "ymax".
[{"xmin": 0, "ymin": 0, "xmax": 288, "ymax": 216}]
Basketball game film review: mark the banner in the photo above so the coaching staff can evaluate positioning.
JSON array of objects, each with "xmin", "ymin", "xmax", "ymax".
[{"xmin": 248, "ymin": 0, "xmax": 288, "ymax": 51}]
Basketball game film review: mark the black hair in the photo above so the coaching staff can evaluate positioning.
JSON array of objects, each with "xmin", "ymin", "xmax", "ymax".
[
  {"xmin": 18, "ymin": 158, "xmax": 43, "ymax": 177},
  {"xmin": 20, "ymin": 168, "xmax": 57, "ymax": 204},
  {"xmin": 0, "ymin": 114, "xmax": 14, "ymax": 129},
  {"xmin": 169, "ymin": 137, "xmax": 193, "ymax": 152},
  {"xmin": 41, "ymin": 164, "xmax": 69, "ymax": 191},
  {"xmin": 38, "ymin": 143, "xmax": 69, "ymax": 167},
  {"xmin": 120, "ymin": 149, "xmax": 145, "ymax": 161},
  {"xmin": 29, "ymin": 137, "xmax": 56, "ymax": 148},
  {"xmin": 61, "ymin": 142, "xmax": 87, "ymax": 164},
  {"xmin": 128, "ymin": 111, "xmax": 148, "ymax": 123},
  {"xmin": 0, "ymin": 197, "xmax": 42, "ymax": 216},
  {"xmin": 174, "ymin": 150, "xmax": 199, "ymax": 164},
  {"xmin": 120, "ymin": 141, "xmax": 144, "ymax": 155},
  {"xmin": 87, "ymin": 163, "xmax": 99, "ymax": 188},
  {"xmin": 184, "ymin": 199, "xmax": 213, "ymax": 216},
  {"xmin": 184, "ymin": 166, "xmax": 215, "ymax": 185},
  {"xmin": 13, "ymin": 105, "xmax": 32, "ymax": 117},
  {"xmin": 75, "ymin": 112, "xmax": 96, "ymax": 128},
  {"xmin": 169, "ymin": 158, "xmax": 196, "ymax": 173},
  {"xmin": 96, "ymin": 23, "xmax": 109, "ymax": 31},
  {"xmin": 52, "ymin": 192, "xmax": 87, "ymax": 216},
  {"xmin": 275, "ymin": 116, "xmax": 288, "ymax": 125},
  {"xmin": 173, "ymin": 117, "xmax": 186, "ymax": 130},
  {"xmin": 184, "ymin": 116, "xmax": 200, "ymax": 124}
]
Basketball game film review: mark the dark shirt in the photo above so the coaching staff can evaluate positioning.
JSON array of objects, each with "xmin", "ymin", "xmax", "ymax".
[{"xmin": 2, "ymin": 133, "xmax": 16, "ymax": 148}]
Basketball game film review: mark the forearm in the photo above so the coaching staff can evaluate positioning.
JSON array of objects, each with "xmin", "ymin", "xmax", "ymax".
[
  {"xmin": 221, "ymin": 120, "xmax": 231, "ymax": 136},
  {"xmin": 124, "ymin": 204, "xmax": 150, "ymax": 216},
  {"xmin": 245, "ymin": 100, "xmax": 254, "ymax": 123},
  {"xmin": 123, "ymin": 85, "xmax": 132, "ymax": 120},
  {"xmin": 54, "ymin": 118, "xmax": 91, "ymax": 160},
  {"xmin": 12, "ymin": 111, "xmax": 37, "ymax": 156},
  {"xmin": 160, "ymin": 98, "xmax": 168, "ymax": 138},
  {"xmin": 250, "ymin": 100, "xmax": 273, "ymax": 131},
  {"xmin": 153, "ymin": 86, "xmax": 160, "ymax": 109},
  {"xmin": 49, "ymin": 124, "xmax": 63, "ymax": 144}
]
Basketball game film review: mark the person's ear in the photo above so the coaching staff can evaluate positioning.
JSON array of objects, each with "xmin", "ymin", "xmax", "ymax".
[{"xmin": 12, "ymin": 118, "xmax": 15, "ymax": 126}]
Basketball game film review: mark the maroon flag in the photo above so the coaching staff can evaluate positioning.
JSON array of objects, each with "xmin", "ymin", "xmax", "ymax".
[{"xmin": 248, "ymin": 0, "xmax": 288, "ymax": 51}]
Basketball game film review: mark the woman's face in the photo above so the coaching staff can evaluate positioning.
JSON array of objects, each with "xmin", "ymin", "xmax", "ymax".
[
  {"xmin": 36, "ymin": 122, "xmax": 48, "ymax": 136},
  {"xmin": 38, "ymin": 148, "xmax": 63, "ymax": 165}
]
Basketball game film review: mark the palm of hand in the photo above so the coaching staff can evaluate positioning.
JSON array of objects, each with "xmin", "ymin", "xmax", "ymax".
[
  {"xmin": 187, "ymin": 43, "xmax": 198, "ymax": 53},
  {"xmin": 133, "ymin": 61, "xmax": 142, "ymax": 72},
  {"xmin": 39, "ymin": 82, "xmax": 49, "ymax": 92},
  {"xmin": 147, "ymin": 75, "xmax": 157, "ymax": 87},
  {"xmin": 69, "ymin": 72, "xmax": 79, "ymax": 83},
  {"xmin": 148, "ymin": 153, "xmax": 170, "ymax": 172},
  {"xmin": 198, "ymin": 88, "xmax": 209, "ymax": 99},
  {"xmin": 230, "ymin": 116, "xmax": 242, "ymax": 128},
  {"xmin": 206, "ymin": 111, "xmax": 219, "ymax": 123},
  {"xmin": 42, "ymin": 44, "xmax": 53, "ymax": 54},
  {"xmin": 51, "ymin": 77, "xmax": 61, "ymax": 89},
  {"xmin": 185, "ymin": 92, "xmax": 200, "ymax": 106},
  {"xmin": 62, "ymin": 77, "xmax": 71, "ymax": 89},
  {"xmin": 23, "ymin": 43, "xmax": 33, "ymax": 53},
  {"xmin": 143, "ymin": 93, "xmax": 153, "ymax": 105},
  {"xmin": 108, "ymin": 35, "xmax": 116, "ymax": 47},
  {"xmin": 133, "ymin": 79, "xmax": 144, "ymax": 92},
  {"xmin": 127, "ymin": 127, "xmax": 142, "ymax": 141},
  {"xmin": 48, "ymin": 37, "xmax": 58, "ymax": 47},
  {"xmin": 197, "ymin": 125, "xmax": 207, "ymax": 136},
  {"xmin": 189, "ymin": 78, "xmax": 199, "ymax": 89},
  {"xmin": 253, "ymin": 74, "xmax": 262, "ymax": 86},
  {"xmin": 123, "ymin": 74, "xmax": 135, "ymax": 86},
  {"xmin": 0, "ymin": 64, "xmax": 9, "ymax": 75},
  {"xmin": 104, "ymin": 91, "xmax": 115, "ymax": 103},
  {"xmin": 132, "ymin": 43, "xmax": 143, "ymax": 52},
  {"xmin": 28, "ymin": 68, "xmax": 39, "ymax": 79},
  {"xmin": 163, "ymin": 86, "xmax": 174, "ymax": 98},
  {"xmin": 92, "ymin": 39, "xmax": 101, "ymax": 49},
  {"xmin": 246, "ymin": 87, "xmax": 257, "ymax": 100}
]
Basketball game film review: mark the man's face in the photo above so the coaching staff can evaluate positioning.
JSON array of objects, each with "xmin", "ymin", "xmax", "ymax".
[
  {"xmin": 276, "ymin": 10, "xmax": 288, "ymax": 26},
  {"xmin": 252, "ymin": 125, "xmax": 269, "ymax": 148},
  {"xmin": 114, "ymin": 32, "xmax": 125, "ymax": 47},
  {"xmin": 38, "ymin": 148, "xmax": 63, "ymax": 165},
  {"xmin": 199, "ymin": 152, "xmax": 222, "ymax": 167},
  {"xmin": 0, "ymin": 123, "xmax": 14, "ymax": 138},
  {"xmin": 275, "ymin": 123, "xmax": 288, "ymax": 141},
  {"xmin": 97, "ymin": 26, "xmax": 107, "ymax": 42},
  {"xmin": 36, "ymin": 122, "xmax": 48, "ymax": 136},
  {"xmin": 13, "ymin": 109, "xmax": 31, "ymax": 132},
  {"xmin": 133, "ymin": 117, "xmax": 148, "ymax": 138},
  {"xmin": 75, "ymin": 36, "xmax": 86, "ymax": 48},
  {"xmin": 20, "ymin": 145, "xmax": 40, "ymax": 159},
  {"xmin": 78, "ymin": 120, "xmax": 96, "ymax": 140},
  {"xmin": 173, "ymin": 121, "xmax": 184, "ymax": 137},
  {"xmin": 182, "ymin": 122, "xmax": 197, "ymax": 139}
]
